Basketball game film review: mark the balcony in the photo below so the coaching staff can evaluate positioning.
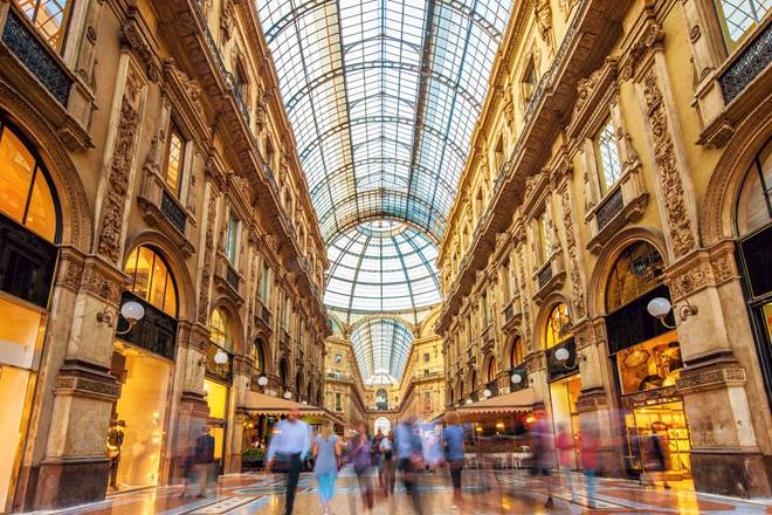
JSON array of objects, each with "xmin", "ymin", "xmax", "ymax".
[
  {"xmin": 214, "ymin": 254, "xmax": 243, "ymax": 305},
  {"xmin": 533, "ymin": 252, "xmax": 566, "ymax": 305},
  {"xmin": 0, "ymin": 3, "xmax": 92, "ymax": 150},
  {"xmin": 253, "ymin": 297, "xmax": 273, "ymax": 335},
  {"xmin": 137, "ymin": 167, "xmax": 195, "ymax": 256},
  {"xmin": 585, "ymin": 165, "xmax": 648, "ymax": 254},
  {"xmin": 502, "ymin": 298, "xmax": 523, "ymax": 334},
  {"xmin": 280, "ymin": 329, "xmax": 291, "ymax": 354},
  {"xmin": 719, "ymin": 21, "xmax": 771, "ymax": 104},
  {"xmin": 481, "ymin": 324, "xmax": 495, "ymax": 353}
]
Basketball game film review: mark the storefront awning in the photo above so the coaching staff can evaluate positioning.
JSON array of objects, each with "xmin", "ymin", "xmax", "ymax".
[
  {"xmin": 240, "ymin": 391, "xmax": 340, "ymax": 423},
  {"xmin": 454, "ymin": 389, "xmax": 535, "ymax": 416}
]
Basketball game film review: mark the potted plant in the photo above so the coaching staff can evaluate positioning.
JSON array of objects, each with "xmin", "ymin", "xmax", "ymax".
[{"xmin": 241, "ymin": 447, "xmax": 265, "ymax": 469}]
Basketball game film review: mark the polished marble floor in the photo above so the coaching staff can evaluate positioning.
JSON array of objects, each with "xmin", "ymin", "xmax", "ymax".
[{"xmin": 29, "ymin": 467, "xmax": 772, "ymax": 514}]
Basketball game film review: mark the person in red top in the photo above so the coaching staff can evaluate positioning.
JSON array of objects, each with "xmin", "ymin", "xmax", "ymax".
[
  {"xmin": 554, "ymin": 424, "xmax": 576, "ymax": 502},
  {"xmin": 580, "ymin": 423, "xmax": 600, "ymax": 508}
]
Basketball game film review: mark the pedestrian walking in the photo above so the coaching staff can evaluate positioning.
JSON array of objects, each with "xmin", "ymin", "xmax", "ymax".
[
  {"xmin": 530, "ymin": 411, "xmax": 555, "ymax": 508},
  {"xmin": 644, "ymin": 423, "xmax": 671, "ymax": 489},
  {"xmin": 442, "ymin": 413, "xmax": 466, "ymax": 510},
  {"xmin": 555, "ymin": 423, "xmax": 576, "ymax": 501},
  {"xmin": 266, "ymin": 407, "xmax": 312, "ymax": 515},
  {"xmin": 192, "ymin": 425, "xmax": 216, "ymax": 498},
  {"xmin": 350, "ymin": 421, "xmax": 375, "ymax": 514},
  {"xmin": 380, "ymin": 434, "xmax": 396, "ymax": 495},
  {"xmin": 580, "ymin": 423, "xmax": 600, "ymax": 508},
  {"xmin": 395, "ymin": 415, "xmax": 424, "ymax": 515},
  {"xmin": 312, "ymin": 423, "xmax": 340, "ymax": 514}
]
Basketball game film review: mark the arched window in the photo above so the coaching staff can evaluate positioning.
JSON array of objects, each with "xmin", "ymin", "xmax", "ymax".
[
  {"xmin": 0, "ymin": 120, "xmax": 59, "ymax": 242},
  {"xmin": 487, "ymin": 358, "xmax": 497, "ymax": 383},
  {"xmin": 544, "ymin": 303, "xmax": 571, "ymax": 349},
  {"xmin": 376, "ymin": 388, "xmax": 388, "ymax": 410},
  {"xmin": 210, "ymin": 307, "xmax": 232, "ymax": 351},
  {"xmin": 124, "ymin": 245, "xmax": 178, "ymax": 317},
  {"xmin": 254, "ymin": 338, "xmax": 266, "ymax": 372},
  {"xmin": 510, "ymin": 337, "xmax": 524, "ymax": 368},
  {"xmin": 736, "ymin": 138, "xmax": 771, "ymax": 237},
  {"xmin": 605, "ymin": 242, "xmax": 665, "ymax": 313},
  {"xmin": 279, "ymin": 358, "xmax": 289, "ymax": 387}
]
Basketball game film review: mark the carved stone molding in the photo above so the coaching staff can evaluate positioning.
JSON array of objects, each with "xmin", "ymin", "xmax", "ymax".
[
  {"xmin": 97, "ymin": 66, "xmax": 145, "ymax": 264},
  {"xmin": 119, "ymin": 7, "xmax": 160, "ymax": 83},
  {"xmin": 568, "ymin": 58, "xmax": 618, "ymax": 138},
  {"xmin": 619, "ymin": 14, "xmax": 664, "ymax": 82},
  {"xmin": 640, "ymin": 70, "xmax": 697, "ymax": 259},
  {"xmin": 665, "ymin": 242, "xmax": 739, "ymax": 301},
  {"xmin": 559, "ymin": 188, "xmax": 586, "ymax": 319},
  {"xmin": 55, "ymin": 246, "xmax": 86, "ymax": 293},
  {"xmin": 79, "ymin": 256, "xmax": 125, "ymax": 306},
  {"xmin": 53, "ymin": 359, "xmax": 120, "ymax": 401},
  {"xmin": 677, "ymin": 365, "xmax": 746, "ymax": 394},
  {"xmin": 197, "ymin": 189, "xmax": 218, "ymax": 323}
]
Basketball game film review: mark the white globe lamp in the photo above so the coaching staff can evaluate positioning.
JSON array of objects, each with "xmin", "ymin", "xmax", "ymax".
[
  {"xmin": 483, "ymin": 388, "xmax": 492, "ymax": 398},
  {"xmin": 257, "ymin": 375, "xmax": 269, "ymax": 387},
  {"xmin": 647, "ymin": 297, "xmax": 672, "ymax": 319},
  {"xmin": 511, "ymin": 373, "xmax": 523, "ymax": 384},
  {"xmin": 554, "ymin": 347, "xmax": 570, "ymax": 362},
  {"xmin": 283, "ymin": 391, "xmax": 292, "ymax": 400},
  {"xmin": 214, "ymin": 348, "xmax": 229, "ymax": 365},
  {"xmin": 120, "ymin": 301, "xmax": 145, "ymax": 324}
]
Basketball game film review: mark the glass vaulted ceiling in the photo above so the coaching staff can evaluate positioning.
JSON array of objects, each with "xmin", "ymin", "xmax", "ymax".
[
  {"xmin": 257, "ymin": 0, "xmax": 512, "ymax": 380},
  {"xmin": 350, "ymin": 317, "xmax": 413, "ymax": 384}
]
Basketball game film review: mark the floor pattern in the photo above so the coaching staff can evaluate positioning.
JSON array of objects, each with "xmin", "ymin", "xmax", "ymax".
[{"xmin": 27, "ymin": 467, "xmax": 772, "ymax": 514}]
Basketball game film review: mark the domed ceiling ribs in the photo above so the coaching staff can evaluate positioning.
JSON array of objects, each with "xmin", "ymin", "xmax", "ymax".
[{"xmin": 257, "ymin": 0, "xmax": 512, "ymax": 382}]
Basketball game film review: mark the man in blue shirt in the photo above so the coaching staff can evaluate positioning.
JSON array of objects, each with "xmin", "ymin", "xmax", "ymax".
[
  {"xmin": 394, "ymin": 415, "xmax": 424, "ymax": 514},
  {"xmin": 442, "ymin": 413, "xmax": 466, "ymax": 509},
  {"xmin": 267, "ymin": 407, "xmax": 311, "ymax": 515}
]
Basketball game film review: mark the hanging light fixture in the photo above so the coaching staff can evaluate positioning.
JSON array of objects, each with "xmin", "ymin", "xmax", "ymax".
[
  {"xmin": 483, "ymin": 388, "xmax": 492, "ymax": 398},
  {"xmin": 283, "ymin": 391, "xmax": 293, "ymax": 400},
  {"xmin": 257, "ymin": 374, "xmax": 269, "ymax": 387},
  {"xmin": 214, "ymin": 348, "xmax": 229, "ymax": 365}
]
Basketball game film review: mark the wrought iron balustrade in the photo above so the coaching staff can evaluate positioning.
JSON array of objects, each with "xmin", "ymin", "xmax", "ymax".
[
  {"xmin": 537, "ymin": 262, "xmax": 553, "ymax": 290},
  {"xmin": 2, "ymin": 8, "xmax": 72, "ymax": 105},
  {"xmin": 226, "ymin": 264, "xmax": 239, "ymax": 291},
  {"xmin": 161, "ymin": 190, "xmax": 187, "ymax": 233},
  {"xmin": 720, "ymin": 22, "xmax": 771, "ymax": 103},
  {"xmin": 595, "ymin": 187, "xmax": 623, "ymax": 229}
]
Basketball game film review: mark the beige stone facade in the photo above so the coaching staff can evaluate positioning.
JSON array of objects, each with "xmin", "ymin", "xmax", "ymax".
[
  {"xmin": 0, "ymin": 0, "xmax": 328, "ymax": 510},
  {"xmin": 435, "ymin": 0, "xmax": 772, "ymax": 498}
]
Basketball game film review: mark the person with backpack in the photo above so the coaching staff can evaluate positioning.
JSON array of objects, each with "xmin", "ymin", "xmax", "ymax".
[{"xmin": 193, "ymin": 425, "xmax": 216, "ymax": 498}]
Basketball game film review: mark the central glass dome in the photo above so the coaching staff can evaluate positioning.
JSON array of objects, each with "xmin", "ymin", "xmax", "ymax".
[{"xmin": 324, "ymin": 220, "xmax": 441, "ymax": 318}]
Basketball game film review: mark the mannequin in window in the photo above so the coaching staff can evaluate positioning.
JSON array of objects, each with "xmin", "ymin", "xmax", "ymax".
[{"xmin": 107, "ymin": 417, "xmax": 126, "ymax": 490}]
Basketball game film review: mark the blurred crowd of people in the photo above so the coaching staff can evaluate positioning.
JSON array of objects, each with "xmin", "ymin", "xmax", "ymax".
[{"xmin": 176, "ymin": 406, "xmax": 676, "ymax": 514}]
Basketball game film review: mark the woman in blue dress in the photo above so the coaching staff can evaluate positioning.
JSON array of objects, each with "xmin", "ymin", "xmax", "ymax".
[{"xmin": 312, "ymin": 423, "xmax": 340, "ymax": 514}]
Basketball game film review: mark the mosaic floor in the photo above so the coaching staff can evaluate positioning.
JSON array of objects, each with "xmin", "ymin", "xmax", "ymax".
[{"xmin": 28, "ymin": 468, "xmax": 772, "ymax": 514}]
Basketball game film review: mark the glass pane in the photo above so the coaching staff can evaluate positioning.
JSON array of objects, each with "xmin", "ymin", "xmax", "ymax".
[
  {"xmin": 163, "ymin": 274, "xmax": 177, "ymax": 317},
  {"xmin": 596, "ymin": 119, "xmax": 623, "ymax": 193},
  {"xmin": 16, "ymin": 0, "xmax": 72, "ymax": 51},
  {"xmin": 226, "ymin": 214, "xmax": 239, "ymax": 265},
  {"xmin": 25, "ymin": 169, "xmax": 56, "ymax": 242},
  {"xmin": 715, "ymin": 0, "xmax": 771, "ymax": 46},
  {"xmin": 165, "ymin": 129, "xmax": 183, "ymax": 195},
  {"xmin": 0, "ymin": 126, "xmax": 36, "ymax": 224},
  {"xmin": 0, "ymin": 295, "xmax": 45, "ymax": 369},
  {"xmin": 736, "ymin": 141, "xmax": 772, "ymax": 236},
  {"xmin": 130, "ymin": 246, "xmax": 155, "ymax": 301},
  {"xmin": 210, "ymin": 308, "xmax": 230, "ymax": 350},
  {"xmin": 147, "ymin": 253, "xmax": 169, "ymax": 312},
  {"xmin": 606, "ymin": 242, "xmax": 666, "ymax": 312},
  {"xmin": 545, "ymin": 303, "xmax": 570, "ymax": 349}
]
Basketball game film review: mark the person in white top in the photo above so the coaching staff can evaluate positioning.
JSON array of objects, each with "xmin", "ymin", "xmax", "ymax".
[{"xmin": 266, "ymin": 407, "xmax": 311, "ymax": 515}]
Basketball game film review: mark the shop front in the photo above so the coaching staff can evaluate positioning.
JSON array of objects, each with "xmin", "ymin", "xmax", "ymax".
[
  {"xmin": 108, "ymin": 245, "xmax": 179, "ymax": 491},
  {"xmin": 544, "ymin": 303, "xmax": 581, "ymax": 470},
  {"xmin": 0, "ymin": 118, "xmax": 59, "ymax": 511},
  {"xmin": 204, "ymin": 307, "xmax": 236, "ymax": 471},
  {"xmin": 604, "ymin": 241, "xmax": 692, "ymax": 480}
]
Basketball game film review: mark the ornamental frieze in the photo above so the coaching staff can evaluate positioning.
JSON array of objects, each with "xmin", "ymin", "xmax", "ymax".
[
  {"xmin": 559, "ymin": 188, "xmax": 586, "ymax": 319},
  {"xmin": 641, "ymin": 71, "xmax": 697, "ymax": 259},
  {"xmin": 676, "ymin": 366, "xmax": 746, "ymax": 394},
  {"xmin": 97, "ymin": 68, "xmax": 144, "ymax": 264},
  {"xmin": 198, "ymin": 191, "xmax": 218, "ymax": 323},
  {"xmin": 53, "ymin": 375, "xmax": 120, "ymax": 400}
]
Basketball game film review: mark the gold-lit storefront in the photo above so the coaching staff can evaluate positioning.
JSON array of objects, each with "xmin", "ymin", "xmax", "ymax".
[
  {"xmin": 544, "ymin": 303, "xmax": 582, "ymax": 469},
  {"xmin": 0, "ymin": 118, "xmax": 60, "ymax": 511},
  {"xmin": 203, "ymin": 378, "xmax": 228, "ymax": 465},
  {"xmin": 604, "ymin": 242, "xmax": 692, "ymax": 479},
  {"xmin": 106, "ymin": 245, "xmax": 179, "ymax": 490}
]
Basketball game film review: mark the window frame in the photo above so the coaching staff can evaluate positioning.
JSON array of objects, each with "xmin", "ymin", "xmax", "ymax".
[
  {"xmin": 712, "ymin": 0, "xmax": 770, "ymax": 50},
  {"xmin": 15, "ymin": 0, "xmax": 75, "ymax": 54},
  {"xmin": 225, "ymin": 210, "xmax": 240, "ymax": 266},
  {"xmin": 594, "ymin": 117, "xmax": 624, "ymax": 194},
  {"xmin": 163, "ymin": 123, "xmax": 185, "ymax": 196}
]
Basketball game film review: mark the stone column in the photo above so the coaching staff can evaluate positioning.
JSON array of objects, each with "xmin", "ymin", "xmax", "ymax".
[
  {"xmin": 169, "ymin": 323, "xmax": 210, "ymax": 483},
  {"xmin": 34, "ymin": 257, "xmax": 124, "ymax": 509},
  {"xmin": 225, "ymin": 354, "xmax": 253, "ymax": 473},
  {"xmin": 34, "ymin": 54, "xmax": 148, "ymax": 510},
  {"xmin": 627, "ymin": 12, "xmax": 772, "ymax": 496}
]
